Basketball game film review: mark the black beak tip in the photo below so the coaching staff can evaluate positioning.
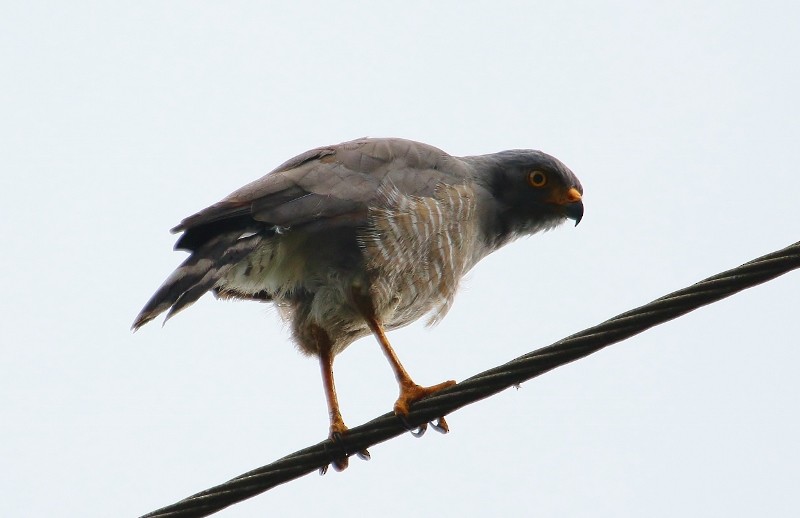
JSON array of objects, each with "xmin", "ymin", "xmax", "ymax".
[{"xmin": 566, "ymin": 201, "xmax": 584, "ymax": 226}]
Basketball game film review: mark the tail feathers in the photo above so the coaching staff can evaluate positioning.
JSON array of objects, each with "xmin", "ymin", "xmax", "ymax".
[{"xmin": 132, "ymin": 233, "xmax": 264, "ymax": 330}]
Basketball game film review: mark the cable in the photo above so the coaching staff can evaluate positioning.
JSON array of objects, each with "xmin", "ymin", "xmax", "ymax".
[{"xmin": 140, "ymin": 240, "xmax": 800, "ymax": 518}]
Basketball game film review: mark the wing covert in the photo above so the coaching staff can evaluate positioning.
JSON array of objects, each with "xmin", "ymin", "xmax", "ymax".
[{"xmin": 172, "ymin": 138, "xmax": 467, "ymax": 250}]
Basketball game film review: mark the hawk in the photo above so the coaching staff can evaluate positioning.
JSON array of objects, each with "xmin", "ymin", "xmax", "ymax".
[{"xmin": 133, "ymin": 137, "xmax": 583, "ymax": 469}]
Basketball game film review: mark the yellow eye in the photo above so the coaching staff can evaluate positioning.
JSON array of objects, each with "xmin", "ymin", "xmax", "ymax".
[{"xmin": 528, "ymin": 170, "xmax": 547, "ymax": 188}]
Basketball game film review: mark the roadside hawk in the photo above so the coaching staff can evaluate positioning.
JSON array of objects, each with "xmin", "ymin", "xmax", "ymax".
[{"xmin": 133, "ymin": 137, "xmax": 584, "ymax": 469}]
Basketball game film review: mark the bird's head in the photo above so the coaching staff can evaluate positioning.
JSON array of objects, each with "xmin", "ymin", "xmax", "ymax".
[{"xmin": 472, "ymin": 149, "xmax": 583, "ymax": 246}]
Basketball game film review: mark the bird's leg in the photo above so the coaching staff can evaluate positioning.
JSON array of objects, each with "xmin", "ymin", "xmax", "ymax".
[
  {"xmin": 372, "ymin": 321, "xmax": 456, "ymax": 415},
  {"xmin": 351, "ymin": 286, "xmax": 456, "ymax": 420},
  {"xmin": 317, "ymin": 344, "xmax": 349, "ymax": 472},
  {"xmin": 314, "ymin": 326, "xmax": 370, "ymax": 471},
  {"xmin": 318, "ymin": 345, "xmax": 347, "ymax": 439}
]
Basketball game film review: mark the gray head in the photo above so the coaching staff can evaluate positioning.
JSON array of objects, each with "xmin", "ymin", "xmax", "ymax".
[{"xmin": 467, "ymin": 149, "xmax": 583, "ymax": 247}]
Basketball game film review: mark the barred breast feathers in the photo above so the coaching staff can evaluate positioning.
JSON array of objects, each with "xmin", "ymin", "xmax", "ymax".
[{"xmin": 359, "ymin": 182, "xmax": 480, "ymax": 327}]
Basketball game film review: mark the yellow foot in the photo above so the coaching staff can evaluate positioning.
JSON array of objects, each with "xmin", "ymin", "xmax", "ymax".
[
  {"xmin": 329, "ymin": 419, "xmax": 348, "ymax": 439},
  {"xmin": 325, "ymin": 419, "xmax": 350, "ymax": 472},
  {"xmin": 393, "ymin": 379, "xmax": 457, "ymax": 416},
  {"xmin": 321, "ymin": 421, "xmax": 370, "ymax": 474}
]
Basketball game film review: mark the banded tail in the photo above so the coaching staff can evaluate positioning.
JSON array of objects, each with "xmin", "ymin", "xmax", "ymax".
[{"xmin": 132, "ymin": 232, "xmax": 264, "ymax": 330}]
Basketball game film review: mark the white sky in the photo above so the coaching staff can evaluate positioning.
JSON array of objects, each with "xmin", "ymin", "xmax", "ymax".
[{"xmin": 3, "ymin": 1, "xmax": 799, "ymax": 517}]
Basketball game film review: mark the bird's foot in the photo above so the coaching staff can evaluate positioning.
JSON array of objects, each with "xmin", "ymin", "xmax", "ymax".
[
  {"xmin": 393, "ymin": 379, "xmax": 456, "ymax": 436},
  {"xmin": 320, "ymin": 420, "xmax": 370, "ymax": 475},
  {"xmin": 393, "ymin": 379, "xmax": 456, "ymax": 416}
]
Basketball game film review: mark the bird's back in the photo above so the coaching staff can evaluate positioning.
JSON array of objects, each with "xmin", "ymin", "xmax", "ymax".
[{"xmin": 132, "ymin": 138, "xmax": 482, "ymax": 345}]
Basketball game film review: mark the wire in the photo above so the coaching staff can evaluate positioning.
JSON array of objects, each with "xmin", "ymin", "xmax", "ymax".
[{"xmin": 139, "ymin": 240, "xmax": 800, "ymax": 518}]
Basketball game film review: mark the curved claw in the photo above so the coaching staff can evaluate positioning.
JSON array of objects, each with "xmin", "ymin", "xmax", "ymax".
[
  {"xmin": 410, "ymin": 422, "xmax": 427, "ymax": 437},
  {"xmin": 397, "ymin": 413, "xmax": 427, "ymax": 437},
  {"xmin": 356, "ymin": 449, "xmax": 371, "ymax": 461},
  {"xmin": 430, "ymin": 416, "xmax": 450, "ymax": 434}
]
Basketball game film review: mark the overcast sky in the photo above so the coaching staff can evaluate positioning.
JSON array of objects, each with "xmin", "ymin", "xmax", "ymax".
[{"xmin": 3, "ymin": 1, "xmax": 799, "ymax": 517}]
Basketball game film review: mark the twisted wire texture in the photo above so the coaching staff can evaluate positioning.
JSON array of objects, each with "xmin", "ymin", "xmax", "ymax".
[{"xmin": 140, "ymin": 240, "xmax": 800, "ymax": 518}]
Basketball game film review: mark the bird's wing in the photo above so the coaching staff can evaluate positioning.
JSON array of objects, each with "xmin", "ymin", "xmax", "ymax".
[
  {"xmin": 133, "ymin": 138, "xmax": 469, "ymax": 329},
  {"xmin": 173, "ymin": 137, "xmax": 467, "ymax": 251}
]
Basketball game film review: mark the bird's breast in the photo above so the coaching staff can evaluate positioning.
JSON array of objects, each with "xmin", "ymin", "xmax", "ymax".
[{"xmin": 359, "ymin": 183, "xmax": 482, "ymax": 327}]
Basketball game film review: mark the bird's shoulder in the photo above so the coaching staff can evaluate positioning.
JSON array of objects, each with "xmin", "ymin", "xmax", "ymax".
[
  {"xmin": 173, "ymin": 138, "xmax": 471, "ymax": 236},
  {"xmin": 235, "ymin": 137, "xmax": 468, "ymax": 200}
]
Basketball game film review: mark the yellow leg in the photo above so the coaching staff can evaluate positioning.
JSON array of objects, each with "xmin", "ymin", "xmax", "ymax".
[
  {"xmin": 319, "ymin": 346, "xmax": 347, "ymax": 437},
  {"xmin": 369, "ymin": 318, "xmax": 456, "ymax": 415},
  {"xmin": 351, "ymin": 285, "xmax": 455, "ymax": 416},
  {"xmin": 314, "ymin": 326, "xmax": 350, "ymax": 471}
]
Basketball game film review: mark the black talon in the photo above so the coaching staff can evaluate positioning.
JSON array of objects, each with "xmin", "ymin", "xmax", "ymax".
[
  {"xmin": 398, "ymin": 414, "xmax": 427, "ymax": 437},
  {"xmin": 430, "ymin": 417, "xmax": 450, "ymax": 434},
  {"xmin": 357, "ymin": 449, "xmax": 371, "ymax": 461},
  {"xmin": 410, "ymin": 423, "xmax": 427, "ymax": 437}
]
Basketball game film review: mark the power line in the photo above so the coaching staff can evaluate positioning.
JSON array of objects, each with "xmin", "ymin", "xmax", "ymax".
[{"xmin": 140, "ymin": 240, "xmax": 800, "ymax": 518}]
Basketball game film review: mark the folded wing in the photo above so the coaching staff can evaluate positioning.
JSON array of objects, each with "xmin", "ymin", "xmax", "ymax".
[{"xmin": 132, "ymin": 138, "xmax": 465, "ymax": 329}]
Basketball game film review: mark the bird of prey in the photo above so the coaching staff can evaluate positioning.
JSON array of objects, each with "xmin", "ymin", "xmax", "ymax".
[{"xmin": 133, "ymin": 137, "xmax": 583, "ymax": 469}]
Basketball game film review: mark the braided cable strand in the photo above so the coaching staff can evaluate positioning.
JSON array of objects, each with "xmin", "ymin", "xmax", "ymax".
[{"xmin": 140, "ymin": 240, "xmax": 800, "ymax": 518}]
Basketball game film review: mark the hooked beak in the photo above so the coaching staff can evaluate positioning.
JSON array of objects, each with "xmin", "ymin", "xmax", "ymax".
[{"xmin": 562, "ymin": 187, "xmax": 584, "ymax": 226}]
